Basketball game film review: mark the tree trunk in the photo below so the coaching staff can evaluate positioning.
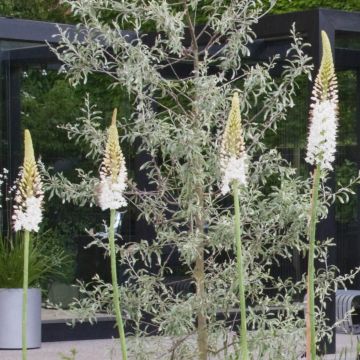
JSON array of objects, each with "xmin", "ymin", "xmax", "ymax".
[{"xmin": 183, "ymin": 3, "xmax": 208, "ymax": 358}]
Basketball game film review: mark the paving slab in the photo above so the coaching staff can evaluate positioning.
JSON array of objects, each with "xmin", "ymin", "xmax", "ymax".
[
  {"xmin": 0, "ymin": 339, "xmax": 121, "ymax": 360},
  {"xmin": 0, "ymin": 333, "xmax": 359, "ymax": 360}
]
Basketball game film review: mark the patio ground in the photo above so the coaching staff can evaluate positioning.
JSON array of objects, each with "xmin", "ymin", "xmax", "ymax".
[{"xmin": 0, "ymin": 334, "xmax": 359, "ymax": 360}]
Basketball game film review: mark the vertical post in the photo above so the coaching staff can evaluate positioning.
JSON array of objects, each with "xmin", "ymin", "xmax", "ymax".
[
  {"xmin": 7, "ymin": 65, "xmax": 22, "ymax": 185},
  {"xmin": 0, "ymin": 51, "xmax": 5, "ymax": 233},
  {"xmin": 356, "ymin": 69, "xmax": 360, "ymax": 288},
  {"xmin": 2, "ymin": 59, "xmax": 22, "ymax": 235}
]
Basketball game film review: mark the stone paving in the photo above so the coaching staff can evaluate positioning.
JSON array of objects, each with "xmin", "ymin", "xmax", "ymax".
[{"xmin": 0, "ymin": 334, "xmax": 359, "ymax": 360}]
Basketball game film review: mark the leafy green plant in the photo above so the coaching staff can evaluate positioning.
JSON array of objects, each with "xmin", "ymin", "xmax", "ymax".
[{"xmin": 0, "ymin": 233, "xmax": 68, "ymax": 289}]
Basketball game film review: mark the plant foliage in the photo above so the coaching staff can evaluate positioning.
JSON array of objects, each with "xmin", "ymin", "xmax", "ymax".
[
  {"xmin": 0, "ymin": 233, "xmax": 69, "ymax": 288},
  {"xmin": 41, "ymin": 0, "xmax": 360, "ymax": 359}
]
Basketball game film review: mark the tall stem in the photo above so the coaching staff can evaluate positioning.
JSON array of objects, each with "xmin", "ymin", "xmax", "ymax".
[
  {"xmin": 109, "ymin": 209, "xmax": 128, "ymax": 360},
  {"xmin": 306, "ymin": 167, "xmax": 321, "ymax": 360},
  {"xmin": 22, "ymin": 230, "xmax": 30, "ymax": 360},
  {"xmin": 195, "ymin": 246, "xmax": 208, "ymax": 360},
  {"xmin": 233, "ymin": 182, "xmax": 248, "ymax": 360}
]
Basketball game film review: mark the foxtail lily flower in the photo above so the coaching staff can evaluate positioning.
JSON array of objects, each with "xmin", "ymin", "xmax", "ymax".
[
  {"xmin": 12, "ymin": 130, "xmax": 43, "ymax": 232},
  {"xmin": 96, "ymin": 108, "xmax": 127, "ymax": 210},
  {"xmin": 96, "ymin": 109, "xmax": 128, "ymax": 360},
  {"xmin": 305, "ymin": 31, "xmax": 338, "ymax": 360},
  {"xmin": 220, "ymin": 92, "xmax": 247, "ymax": 195},
  {"xmin": 305, "ymin": 31, "xmax": 338, "ymax": 171},
  {"xmin": 221, "ymin": 92, "xmax": 249, "ymax": 360}
]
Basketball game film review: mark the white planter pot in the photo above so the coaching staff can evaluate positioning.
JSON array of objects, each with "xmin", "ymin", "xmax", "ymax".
[{"xmin": 0, "ymin": 288, "xmax": 41, "ymax": 349}]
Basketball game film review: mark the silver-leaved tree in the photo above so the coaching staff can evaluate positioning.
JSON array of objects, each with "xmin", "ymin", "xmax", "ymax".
[{"xmin": 41, "ymin": 0, "xmax": 360, "ymax": 359}]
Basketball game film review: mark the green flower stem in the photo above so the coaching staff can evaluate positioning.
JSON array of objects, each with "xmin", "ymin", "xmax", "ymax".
[
  {"xmin": 233, "ymin": 182, "xmax": 248, "ymax": 360},
  {"xmin": 307, "ymin": 166, "xmax": 321, "ymax": 360},
  {"xmin": 22, "ymin": 230, "xmax": 30, "ymax": 360},
  {"xmin": 109, "ymin": 209, "xmax": 128, "ymax": 360}
]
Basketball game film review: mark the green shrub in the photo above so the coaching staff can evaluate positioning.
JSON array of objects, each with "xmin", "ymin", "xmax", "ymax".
[{"xmin": 0, "ymin": 233, "xmax": 69, "ymax": 288}]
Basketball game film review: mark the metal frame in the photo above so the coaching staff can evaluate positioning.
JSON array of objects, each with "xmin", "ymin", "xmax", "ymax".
[
  {"xmin": 1, "ymin": 9, "xmax": 360, "ymax": 352},
  {"xmin": 0, "ymin": 16, "xmax": 72, "ymax": 44}
]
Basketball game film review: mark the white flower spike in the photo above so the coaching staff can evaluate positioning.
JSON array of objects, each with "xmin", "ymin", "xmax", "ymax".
[
  {"xmin": 305, "ymin": 31, "xmax": 338, "ymax": 171},
  {"xmin": 220, "ymin": 92, "xmax": 247, "ymax": 195},
  {"xmin": 12, "ymin": 130, "xmax": 44, "ymax": 232},
  {"xmin": 96, "ymin": 109, "xmax": 127, "ymax": 210}
]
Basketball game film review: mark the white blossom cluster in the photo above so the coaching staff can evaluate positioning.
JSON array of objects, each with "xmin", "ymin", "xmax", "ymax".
[
  {"xmin": 305, "ymin": 99, "xmax": 337, "ymax": 170},
  {"xmin": 97, "ymin": 169, "xmax": 127, "ymax": 211},
  {"xmin": 12, "ymin": 165, "xmax": 44, "ymax": 232},
  {"xmin": 96, "ymin": 109, "xmax": 127, "ymax": 211},
  {"xmin": 12, "ymin": 130, "xmax": 43, "ymax": 232},
  {"xmin": 13, "ymin": 195, "xmax": 43, "ymax": 232},
  {"xmin": 305, "ymin": 31, "xmax": 338, "ymax": 171},
  {"xmin": 220, "ymin": 92, "xmax": 248, "ymax": 195},
  {"xmin": 221, "ymin": 155, "xmax": 248, "ymax": 195}
]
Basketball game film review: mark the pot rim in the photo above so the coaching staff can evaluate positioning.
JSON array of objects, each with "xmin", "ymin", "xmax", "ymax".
[{"xmin": 0, "ymin": 287, "xmax": 41, "ymax": 291}]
